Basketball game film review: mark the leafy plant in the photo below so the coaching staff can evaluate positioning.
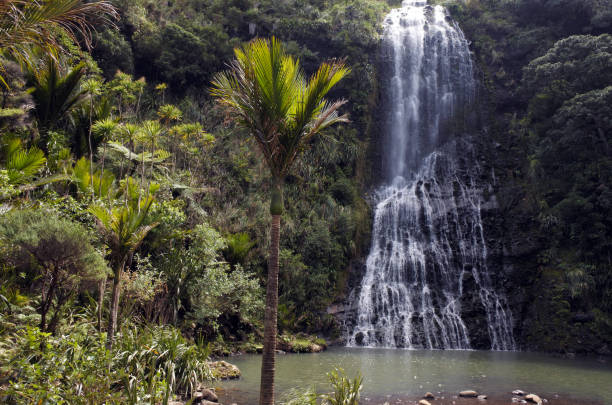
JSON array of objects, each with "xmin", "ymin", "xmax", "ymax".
[
  {"xmin": 320, "ymin": 368, "xmax": 362, "ymax": 405},
  {"xmin": 0, "ymin": 209, "xmax": 108, "ymax": 333},
  {"xmin": 0, "ymin": 0, "xmax": 118, "ymax": 89}
]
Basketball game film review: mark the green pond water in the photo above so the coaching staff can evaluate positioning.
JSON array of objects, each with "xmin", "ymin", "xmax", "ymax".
[{"xmin": 218, "ymin": 348, "xmax": 612, "ymax": 404}]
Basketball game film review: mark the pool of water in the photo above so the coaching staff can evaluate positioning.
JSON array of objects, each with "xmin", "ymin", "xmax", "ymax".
[{"xmin": 217, "ymin": 347, "xmax": 612, "ymax": 404}]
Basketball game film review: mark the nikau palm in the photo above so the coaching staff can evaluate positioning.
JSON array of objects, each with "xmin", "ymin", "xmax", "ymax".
[
  {"xmin": 89, "ymin": 189, "xmax": 157, "ymax": 348},
  {"xmin": 211, "ymin": 37, "xmax": 350, "ymax": 405},
  {"xmin": 0, "ymin": 0, "xmax": 117, "ymax": 89}
]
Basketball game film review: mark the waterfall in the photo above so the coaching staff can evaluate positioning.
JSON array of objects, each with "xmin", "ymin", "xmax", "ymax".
[{"xmin": 347, "ymin": 1, "xmax": 515, "ymax": 350}]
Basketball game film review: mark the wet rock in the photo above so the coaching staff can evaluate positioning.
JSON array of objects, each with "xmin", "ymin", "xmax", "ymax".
[
  {"xmin": 200, "ymin": 388, "xmax": 218, "ymax": 402},
  {"xmin": 513, "ymin": 390, "xmax": 526, "ymax": 396},
  {"xmin": 208, "ymin": 360, "xmax": 241, "ymax": 379},
  {"xmin": 311, "ymin": 344, "xmax": 324, "ymax": 352},
  {"xmin": 423, "ymin": 392, "xmax": 435, "ymax": 399},
  {"xmin": 419, "ymin": 400, "xmax": 432, "ymax": 405},
  {"xmin": 478, "ymin": 394, "xmax": 488, "ymax": 400},
  {"xmin": 459, "ymin": 390, "xmax": 479, "ymax": 397},
  {"xmin": 525, "ymin": 394, "xmax": 542, "ymax": 404}
]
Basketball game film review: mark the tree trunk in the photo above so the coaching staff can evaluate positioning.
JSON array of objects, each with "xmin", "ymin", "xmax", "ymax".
[
  {"xmin": 259, "ymin": 213, "xmax": 281, "ymax": 405},
  {"xmin": 107, "ymin": 260, "xmax": 125, "ymax": 349},
  {"xmin": 97, "ymin": 277, "xmax": 106, "ymax": 331}
]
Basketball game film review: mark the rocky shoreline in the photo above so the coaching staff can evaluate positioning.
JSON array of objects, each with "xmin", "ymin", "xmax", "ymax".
[{"xmin": 214, "ymin": 387, "xmax": 605, "ymax": 405}]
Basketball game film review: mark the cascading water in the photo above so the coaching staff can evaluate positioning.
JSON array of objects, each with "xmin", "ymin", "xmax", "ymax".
[{"xmin": 347, "ymin": 1, "xmax": 515, "ymax": 350}]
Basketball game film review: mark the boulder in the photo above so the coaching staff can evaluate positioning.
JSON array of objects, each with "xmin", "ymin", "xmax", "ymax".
[
  {"xmin": 310, "ymin": 343, "xmax": 324, "ymax": 352},
  {"xmin": 419, "ymin": 400, "xmax": 432, "ymax": 405},
  {"xmin": 208, "ymin": 360, "xmax": 241, "ymax": 380},
  {"xmin": 200, "ymin": 388, "xmax": 218, "ymax": 402},
  {"xmin": 459, "ymin": 390, "xmax": 479, "ymax": 397},
  {"xmin": 423, "ymin": 392, "xmax": 435, "ymax": 399},
  {"xmin": 525, "ymin": 394, "xmax": 543, "ymax": 404}
]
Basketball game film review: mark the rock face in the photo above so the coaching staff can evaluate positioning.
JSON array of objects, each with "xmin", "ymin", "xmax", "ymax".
[
  {"xmin": 525, "ymin": 393, "xmax": 543, "ymax": 404},
  {"xmin": 208, "ymin": 360, "xmax": 241, "ymax": 379},
  {"xmin": 200, "ymin": 388, "xmax": 218, "ymax": 402},
  {"xmin": 459, "ymin": 390, "xmax": 479, "ymax": 397}
]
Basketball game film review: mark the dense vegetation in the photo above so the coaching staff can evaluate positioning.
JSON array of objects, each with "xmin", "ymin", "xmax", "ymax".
[
  {"xmin": 442, "ymin": 0, "xmax": 612, "ymax": 353},
  {"xmin": 0, "ymin": 0, "xmax": 391, "ymax": 402},
  {"xmin": 1, "ymin": 0, "xmax": 611, "ymax": 402}
]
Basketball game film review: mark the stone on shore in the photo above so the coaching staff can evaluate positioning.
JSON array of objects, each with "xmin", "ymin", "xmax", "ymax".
[
  {"xmin": 513, "ymin": 390, "xmax": 526, "ymax": 396},
  {"xmin": 200, "ymin": 388, "xmax": 218, "ymax": 402},
  {"xmin": 526, "ymin": 393, "xmax": 543, "ymax": 404},
  {"xmin": 478, "ymin": 394, "xmax": 488, "ymax": 400},
  {"xmin": 208, "ymin": 360, "xmax": 241, "ymax": 379},
  {"xmin": 419, "ymin": 400, "xmax": 432, "ymax": 405},
  {"xmin": 459, "ymin": 390, "xmax": 479, "ymax": 397},
  {"xmin": 423, "ymin": 392, "xmax": 435, "ymax": 399}
]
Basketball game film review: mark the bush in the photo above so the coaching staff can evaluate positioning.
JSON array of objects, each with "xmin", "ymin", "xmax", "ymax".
[
  {"xmin": 0, "ymin": 319, "xmax": 213, "ymax": 404},
  {"xmin": 0, "ymin": 209, "xmax": 108, "ymax": 333}
]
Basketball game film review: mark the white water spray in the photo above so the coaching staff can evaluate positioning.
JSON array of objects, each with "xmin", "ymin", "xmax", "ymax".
[{"xmin": 347, "ymin": 1, "xmax": 515, "ymax": 350}]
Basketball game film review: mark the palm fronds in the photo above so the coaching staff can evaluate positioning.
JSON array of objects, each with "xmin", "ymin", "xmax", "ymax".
[
  {"xmin": 27, "ymin": 58, "xmax": 87, "ymax": 129},
  {"xmin": 211, "ymin": 37, "xmax": 350, "ymax": 181},
  {"xmin": 2, "ymin": 138, "xmax": 46, "ymax": 184},
  {"xmin": 0, "ymin": 0, "xmax": 118, "ymax": 88}
]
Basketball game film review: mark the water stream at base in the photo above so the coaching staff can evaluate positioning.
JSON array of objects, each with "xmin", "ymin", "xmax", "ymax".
[
  {"xmin": 346, "ymin": 1, "xmax": 515, "ymax": 350},
  {"xmin": 218, "ymin": 348, "xmax": 612, "ymax": 405}
]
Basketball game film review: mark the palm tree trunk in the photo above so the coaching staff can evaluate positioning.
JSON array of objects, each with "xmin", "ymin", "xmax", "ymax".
[
  {"xmin": 107, "ymin": 259, "xmax": 125, "ymax": 349},
  {"xmin": 97, "ymin": 277, "xmax": 106, "ymax": 331},
  {"xmin": 99, "ymin": 142, "xmax": 108, "ymax": 196},
  {"xmin": 259, "ymin": 213, "xmax": 281, "ymax": 405},
  {"xmin": 88, "ymin": 97, "xmax": 94, "ymax": 195}
]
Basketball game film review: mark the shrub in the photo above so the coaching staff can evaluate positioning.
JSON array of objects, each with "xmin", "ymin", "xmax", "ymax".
[{"xmin": 0, "ymin": 209, "xmax": 108, "ymax": 333}]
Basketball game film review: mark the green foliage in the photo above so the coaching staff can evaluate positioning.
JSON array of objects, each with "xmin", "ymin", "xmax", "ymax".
[
  {"xmin": 211, "ymin": 37, "xmax": 350, "ymax": 181},
  {"xmin": 1, "ymin": 138, "xmax": 46, "ymax": 186},
  {"xmin": 0, "ymin": 0, "xmax": 118, "ymax": 89},
  {"xmin": 27, "ymin": 58, "xmax": 87, "ymax": 131},
  {"xmin": 523, "ymin": 34, "xmax": 612, "ymax": 101},
  {"xmin": 520, "ymin": 36, "xmax": 612, "ymax": 313},
  {"xmin": 450, "ymin": 0, "xmax": 612, "ymax": 352},
  {"xmin": 279, "ymin": 367, "xmax": 363, "ymax": 405},
  {"xmin": 320, "ymin": 368, "xmax": 363, "ymax": 405},
  {"xmin": 92, "ymin": 28, "xmax": 135, "ymax": 78},
  {"xmin": 115, "ymin": 324, "xmax": 213, "ymax": 398},
  {"xmin": 224, "ymin": 232, "xmax": 255, "ymax": 265},
  {"xmin": 0, "ymin": 209, "xmax": 107, "ymax": 332},
  {"xmin": 0, "ymin": 319, "xmax": 212, "ymax": 404}
]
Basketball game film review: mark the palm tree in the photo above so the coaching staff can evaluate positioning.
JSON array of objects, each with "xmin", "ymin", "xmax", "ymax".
[
  {"xmin": 89, "ymin": 183, "xmax": 157, "ymax": 348},
  {"xmin": 1, "ymin": 138, "xmax": 46, "ymax": 186},
  {"xmin": 211, "ymin": 37, "xmax": 350, "ymax": 405},
  {"xmin": 27, "ymin": 58, "xmax": 87, "ymax": 132},
  {"xmin": 91, "ymin": 117, "xmax": 118, "ymax": 194},
  {"xmin": 0, "ymin": 0, "xmax": 117, "ymax": 89}
]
